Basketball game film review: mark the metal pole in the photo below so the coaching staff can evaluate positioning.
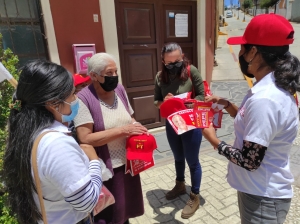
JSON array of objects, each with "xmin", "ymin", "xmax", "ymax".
[
  {"xmin": 237, "ymin": 1, "xmax": 240, "ymax": 20},
  {"xmin": 243, "ymin": 4, "xmax": 246, "ymax": 22}
]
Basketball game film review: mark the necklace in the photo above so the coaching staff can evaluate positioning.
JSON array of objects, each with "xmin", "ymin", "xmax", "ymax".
[{"xmin": 99, "ymin": 94, "xmax": 118, "ymax": 109}]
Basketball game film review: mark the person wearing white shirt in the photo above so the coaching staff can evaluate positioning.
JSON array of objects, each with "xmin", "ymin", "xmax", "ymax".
[
  {"xmin": 4, "ymin": 60, "xmax": 102, "ymax": 224},
  {"xmin": 203, "ymin": 14, "xmax": 300, "ymax": 224}
]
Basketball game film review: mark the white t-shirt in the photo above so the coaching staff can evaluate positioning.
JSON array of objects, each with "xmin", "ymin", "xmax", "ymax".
[
  {"xmin": 74, "ymin": 95, "xmax": 134, "ymax": 168},
  {"xmin": 227, "ymin": 72, "xmax": 299, "ymax": 198},
  {"xmin": 32, "ymin": 121, "xmax": 91, "ymax": 224}
]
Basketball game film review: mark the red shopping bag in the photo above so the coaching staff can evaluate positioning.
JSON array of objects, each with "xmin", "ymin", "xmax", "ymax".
[{"xmin": 93, "ymin": 185, "xmax": 115, "ymax": 215}]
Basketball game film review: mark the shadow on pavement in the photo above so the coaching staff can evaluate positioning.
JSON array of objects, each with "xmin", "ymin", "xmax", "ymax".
[{"xmin": 144, "ymin": 187, "xmax": 206, "ymax": 224}]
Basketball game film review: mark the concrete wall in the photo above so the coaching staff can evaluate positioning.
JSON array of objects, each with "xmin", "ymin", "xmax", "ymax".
[{"xmin": 291, "ymin": 0, "xmax": 300, "ymax": 22}]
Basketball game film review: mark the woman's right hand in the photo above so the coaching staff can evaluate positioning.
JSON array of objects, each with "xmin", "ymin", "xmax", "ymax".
[
  {"xmin": 121, "ymin": 123, "xmax": 148, "ymax": 137},
  {"xmin": 205, "ymin": 95, "xmax": 221, "ymax": 103}
]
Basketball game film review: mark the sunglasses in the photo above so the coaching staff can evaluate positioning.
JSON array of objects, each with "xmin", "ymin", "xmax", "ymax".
[{"xmin": 165, "ymin": 61, "xmax": 183, "ymax": 69}]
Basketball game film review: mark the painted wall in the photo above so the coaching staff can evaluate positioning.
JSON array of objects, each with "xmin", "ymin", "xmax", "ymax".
[
  {"xmin": 291, "ymin": 0, "xmax": 300, "ymax": 22},
  {"xmin": 205, "ymin": 0, "xmax": 216, "ymax": 84},
  {"xmin": 49, "ymin": 0, "xmax": 105, "ymax": 73}
]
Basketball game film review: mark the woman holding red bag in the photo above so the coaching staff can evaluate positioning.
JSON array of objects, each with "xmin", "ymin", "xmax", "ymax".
[{"xmin": 154, "ymin": 42, "xmax": 205, "ymax": 218}]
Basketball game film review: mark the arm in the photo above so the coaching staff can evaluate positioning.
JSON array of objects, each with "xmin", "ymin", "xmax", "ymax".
[
  {"xmin": 154, "ymin": 73, "xmax": 164, "ymax": 108},
  {"xmin": 190, "ymin": 65, "xmax": 205, "ymax": 101},
  {"xmin": 43, "ymin": 135, "xmax": 102, "ymax": 213},
  {"xmin": 203, "ymin": 98, "xmax": 280, "ymax": 171},
  {"xmin": 65, "ymin": 160, "xmax": 102, "ymax": 212},
  {"xmin": 74, "ymin": 99, "xmax": 147, "ymax": 146},
  {"xmin": 202, "ymin": 126, "xmax": 267, "ymax": 171}
]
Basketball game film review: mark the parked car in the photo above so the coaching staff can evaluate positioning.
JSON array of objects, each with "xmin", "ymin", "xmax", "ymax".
[{"xmin": 226, "ymin": 11, "xmax": 233, "ymax": 18}]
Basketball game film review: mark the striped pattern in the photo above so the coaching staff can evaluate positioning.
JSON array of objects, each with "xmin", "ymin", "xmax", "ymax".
[{"xmin": 65, "ymin": 160, "xmax": 102, "ymax": 212}]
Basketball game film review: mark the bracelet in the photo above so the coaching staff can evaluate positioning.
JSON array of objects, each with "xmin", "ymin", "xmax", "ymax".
[
  {"xmin": 224, "ymin": 100, "xmax": 231, "ymax": 109},
  {"xmin": 132, "ymin": 121, "xmax": 140, "ymax": 125}
]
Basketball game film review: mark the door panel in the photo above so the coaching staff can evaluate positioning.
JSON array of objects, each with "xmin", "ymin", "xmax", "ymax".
[
  {"xmin": 124, "ymin": 49, "xmax": 158, "ymax": 88},
  {"xmin": 120, "ymin": 3, "xmax": 156, "ymax": 44},
  {"xmin": 115, "ymin": 0, "xmax": 197, "ymax": 128}
]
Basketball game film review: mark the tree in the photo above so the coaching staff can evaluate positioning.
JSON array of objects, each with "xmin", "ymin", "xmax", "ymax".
[
  {"xmin": 260, "ymin": 0, "xmax": 280, "ymax": 8},
  {"xmin": 242, "ymin": 0, "xmax": 253, "ymax": 11},
  {"xmin": 0, "ymin": 33, "xmax": 19, "ymax": 224}
]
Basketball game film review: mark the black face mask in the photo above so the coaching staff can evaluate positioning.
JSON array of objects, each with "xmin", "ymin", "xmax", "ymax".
[
  {"xmin": 165, "ymin": 61, "xmax": 183, "ymax": 75},
  {"xmin": 239, "ymin": 54, "xmax": 254, "ymax": 78},
  {"xmin": 99, "ymin": 76, "xmax": 118, "ymax": 92}
]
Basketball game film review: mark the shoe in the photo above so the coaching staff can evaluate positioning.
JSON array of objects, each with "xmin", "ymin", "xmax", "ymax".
[
  {"xmin": 181, "ymin": 192, "xmax": 200, "ymax": 219},
  {"xmin": 165, "ymin": 180, "xmax": 186, "ymax": 200}
]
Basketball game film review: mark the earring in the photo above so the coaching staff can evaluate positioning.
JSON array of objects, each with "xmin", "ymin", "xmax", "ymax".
[{"xmin": 55, "ymin": 107, "xmax": 59, "ymax": 111}]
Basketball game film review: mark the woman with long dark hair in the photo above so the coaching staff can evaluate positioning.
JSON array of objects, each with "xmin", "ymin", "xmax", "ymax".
[
  {"xmin": 154, "ymin": 42, "xmax": 205, "ymax": 219},
  {"xmin": 4, "ymin": 60, "xmax": 102, "ymax": 224},
  {"xmin": 203, "ymin": 14, "xmax": 300, "ymax": 223}
]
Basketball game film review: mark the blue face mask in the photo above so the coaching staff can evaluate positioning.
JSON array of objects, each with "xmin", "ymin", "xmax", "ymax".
[{"xmin": 60, "ymin": 97, "xmax": 79, "ymax": 123}]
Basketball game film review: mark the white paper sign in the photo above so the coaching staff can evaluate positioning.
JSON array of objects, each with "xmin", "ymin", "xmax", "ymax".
[{"xmin": 175, "ymin": 14, "xmax": 188, "ymax": 37}]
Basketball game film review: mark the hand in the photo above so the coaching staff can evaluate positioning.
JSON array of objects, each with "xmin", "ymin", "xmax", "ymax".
[
  {"xmin": 202, "ymin": 125, "xmax": 219, "ymax": 149},
  {"xmin": 205, "ymin": 95, "xmax": 221, "ymax": 103},
  {"xmin": 164, "ymin": 93, "xmax": 174, "ymax": 101},
  {"xmin": 122, "ymin": 123, "xmax": 148, "ymax": 137},
  {"xmin": 80, "ymin": 144, "xmax": 99, "ymax": 161}
]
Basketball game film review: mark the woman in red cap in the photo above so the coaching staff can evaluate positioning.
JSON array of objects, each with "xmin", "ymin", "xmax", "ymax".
[
  {"xmin": 154, "ymin": 42, "xmax": 205, "ymax": 219},
  {"xmin": 73, "ymin": 74, "xmax": 91, "ymax": 94},
  {"xmin": 203, "ymin": 14, "xmax": 300, "ymax": 223}
]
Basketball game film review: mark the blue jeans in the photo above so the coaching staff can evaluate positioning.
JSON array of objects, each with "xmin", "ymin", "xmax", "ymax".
[{"xmin": 166, "ymin": 121, "xmax": 202, "ymax": 194}]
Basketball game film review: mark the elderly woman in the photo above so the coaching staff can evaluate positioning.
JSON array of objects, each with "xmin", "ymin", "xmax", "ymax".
[
  {"xmin": 203, "ymin": 14, "xmax": 300, "ymax": 223},
  {"xmin": 74, "ymin": 53, "xmax": 147, "ymax": 224}
]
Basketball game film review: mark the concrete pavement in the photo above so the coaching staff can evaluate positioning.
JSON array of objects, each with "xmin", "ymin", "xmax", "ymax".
[{"xmin": 129, "ymin": 14, "xmax": 300, "ymax": 223}]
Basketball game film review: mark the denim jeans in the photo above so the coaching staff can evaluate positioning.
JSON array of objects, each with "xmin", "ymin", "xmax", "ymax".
[{"xmin": 166, "ymin": 121, "xmax": 202, "ymax": 194}]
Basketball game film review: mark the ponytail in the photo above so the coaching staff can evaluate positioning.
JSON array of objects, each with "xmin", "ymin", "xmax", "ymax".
[{"xmin": 256, "ymin": 45, "xmax": 300, "ymax": 95}]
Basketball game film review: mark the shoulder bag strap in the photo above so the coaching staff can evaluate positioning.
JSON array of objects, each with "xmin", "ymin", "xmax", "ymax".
[
  {"xmin": 187, "ymin": 65, "xmax": 195, "ymax": 99},
  {"xmin": 31, "ymin": 131, "xmax": 56, "ymax": 224}
]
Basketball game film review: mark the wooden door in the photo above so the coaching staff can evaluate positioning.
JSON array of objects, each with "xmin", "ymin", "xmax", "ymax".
[{"xmin": 115, "ymin": 0, "xmax": 197, "ymax": 129}]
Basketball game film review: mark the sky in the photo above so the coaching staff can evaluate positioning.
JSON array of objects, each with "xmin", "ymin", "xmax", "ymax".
[{"xmin": 224, "ymin": 0, "xmax": 240, "ymax": 7}]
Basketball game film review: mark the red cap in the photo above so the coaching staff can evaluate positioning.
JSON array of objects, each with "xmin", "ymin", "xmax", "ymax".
[
  {"xmin": 160, "ymin": 98, "xmax": 187, "ymax": 118},
  {"xmin": 227, "ymin": 14, "xmax": 294, "ymax": 46},
  {"xmin": 73, "ymin": 74, "xmax": 91, "ymax": 86},
  {"xmin": 126, "ymin": 134, "xmax": 157, "ymax": 161}
]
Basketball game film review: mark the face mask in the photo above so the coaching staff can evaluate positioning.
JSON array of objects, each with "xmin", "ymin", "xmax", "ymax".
[
  {"xmin": 165, "ymin": 61, "xmax": 183, "ymax": 75},
  {"xmin": 239, "ymin": 54, "xmax": 254, "ymax": 78},
  {"xmin": 99, "ymin": 76, "xmax": 118, "ymax": 92},
  {"xmin": 60, "ymin": 97, "xmax": 79, "ymax": 123}
]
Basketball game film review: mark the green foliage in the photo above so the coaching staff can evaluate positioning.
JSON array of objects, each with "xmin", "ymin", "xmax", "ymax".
[
  {"xmin": 0, "ymin": 33, "xmax": 19, "ymax": 223},
  {"xmin": 242, "ymin": 0, "xmax": 253, "ymax": 9},
  {"xmin": 260, "ymin": 0, "xmax": 280, "ymax": 8}
]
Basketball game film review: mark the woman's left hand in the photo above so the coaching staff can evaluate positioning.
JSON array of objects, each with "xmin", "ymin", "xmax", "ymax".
[{"xmin": 202, "ymin": 125, "xmax": 219, "ymax": 149}]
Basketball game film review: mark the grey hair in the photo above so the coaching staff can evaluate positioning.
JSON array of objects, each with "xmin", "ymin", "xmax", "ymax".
[{"xmin": 87, "ymin": 52, "xmax": 116, "ymax": 75}]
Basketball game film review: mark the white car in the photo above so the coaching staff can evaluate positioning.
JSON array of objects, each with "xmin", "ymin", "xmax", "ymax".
[{"xmin": 226, "ymin": 11, "xmax": 233, "ymax": 18}]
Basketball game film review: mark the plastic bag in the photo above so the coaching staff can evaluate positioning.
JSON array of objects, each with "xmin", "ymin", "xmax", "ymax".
[{"xmin": 93, "ymin": 159, "xmax": 115, "ymax": 215}]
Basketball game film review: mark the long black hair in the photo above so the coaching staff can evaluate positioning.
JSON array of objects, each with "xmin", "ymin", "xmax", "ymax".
[
  {"xmin": 160, "ymin": 42, "xmax": 190, "ymax": 84},
  {"xmin": 3, "ymin": 60, "xmax": 73, "ymax": 224},
  {"xmin": 244, "ymin": 44, "xmax": 300, "ymax": 95}
]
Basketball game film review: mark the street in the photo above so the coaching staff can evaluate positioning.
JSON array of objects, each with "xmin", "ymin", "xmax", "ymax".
[{"xmin": 213, "ymin": 10, "xmax": 300, "ymax": 81}]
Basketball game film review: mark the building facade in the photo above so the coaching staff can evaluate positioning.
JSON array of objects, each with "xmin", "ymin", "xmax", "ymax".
[{"xmin": 0, "ymin": 0, "xmax": 217, "ymax": 129}]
